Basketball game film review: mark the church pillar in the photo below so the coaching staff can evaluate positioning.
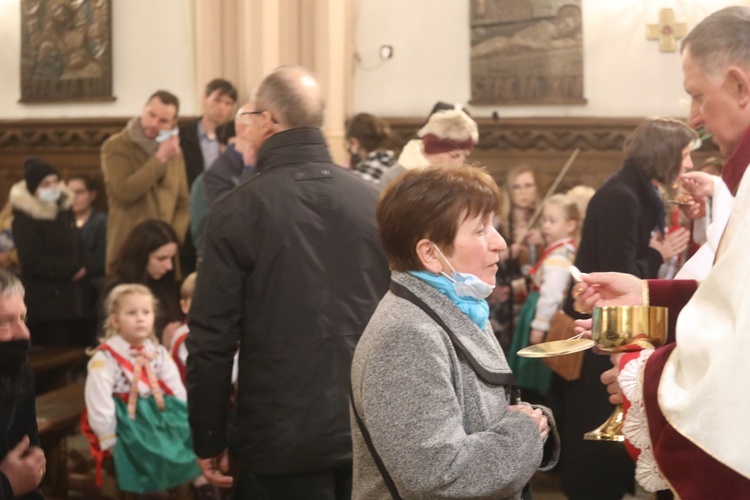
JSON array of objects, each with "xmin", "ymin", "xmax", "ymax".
[{"xmin": 193, "ymin": 0, "xmax": 354, "ymax": 167}]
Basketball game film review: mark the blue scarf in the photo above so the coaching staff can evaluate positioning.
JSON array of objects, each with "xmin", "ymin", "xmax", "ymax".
[{"xmin": 408, "ymin": 271, "xmax": 490, "ymax": 330}]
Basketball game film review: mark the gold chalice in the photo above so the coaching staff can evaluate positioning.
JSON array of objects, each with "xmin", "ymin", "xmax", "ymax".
[{"xmin": 583, "ymin": 305, "xmax": 667, "ymax": 442}]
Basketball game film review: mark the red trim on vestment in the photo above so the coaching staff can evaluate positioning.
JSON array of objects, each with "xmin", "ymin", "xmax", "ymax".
[
  {"xmin": 646, "ymin": 280, "xmax": 698, "ymax": 344},
  {"xmin": 643, "ymin": 344, "xmax": 750, "ymax": 498}
]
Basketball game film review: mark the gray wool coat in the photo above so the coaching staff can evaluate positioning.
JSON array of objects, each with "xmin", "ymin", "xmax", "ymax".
[{"xmin": 351, "ymin": 272, "xmax": 560, "ymax": 499}]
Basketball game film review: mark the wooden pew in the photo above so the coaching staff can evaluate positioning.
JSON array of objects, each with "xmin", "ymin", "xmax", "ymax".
[
  {"xmin": 36, "ymin": 381, "xmax": 85, "ymax": 498},
  {"xmin": 28, "ymin": 347, "xmax": 86, "ymax": 394}
]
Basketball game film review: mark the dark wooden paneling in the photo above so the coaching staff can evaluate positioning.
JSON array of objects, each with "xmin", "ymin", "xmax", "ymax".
[
  {"xmin": 0, "ymin": 117, "xmax": 718, "ymax": 209},
  {"xmin": 387, "ymin": 116, "xmax": 718, "ymax": 196}
]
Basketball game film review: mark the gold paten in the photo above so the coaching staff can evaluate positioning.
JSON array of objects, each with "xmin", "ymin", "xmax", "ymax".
[
  {"xmin": 584, "ymin": 306, "xmax": 668, "ymax": 442},
  {"xmin": 515, "ymin": 338, "xmax": 594, "ymax": 358}
]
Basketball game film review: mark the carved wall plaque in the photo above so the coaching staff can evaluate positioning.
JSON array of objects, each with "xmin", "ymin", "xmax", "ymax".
[
  {"xmin": 20, "ymin": 0, "xmax": 114, "ymax": 103},
  {"xmin": 470, "ymin": 0, "xmax": 586, "ymax": 105}
]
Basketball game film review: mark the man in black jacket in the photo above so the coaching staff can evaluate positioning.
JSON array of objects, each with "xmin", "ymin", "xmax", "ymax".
[
  {"xmin": 186, "ymin": 66, "xmax": 390, "ymax": 499},
  {"xmin": 0, "ymin": 270, "xmax": 45, "ymax": 499},
  {"xmin": 179, "ymin": 78, "xmax": 237, "ymax": 274}
]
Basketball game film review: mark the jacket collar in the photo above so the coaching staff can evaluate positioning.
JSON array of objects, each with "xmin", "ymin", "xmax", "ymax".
[
  {"xmin": 9, "ymin": 180, "xmax": 73, "ymax": 220},
  {"xmin": 255, "ymin": 128, "xmax": 333, "ymax": 174}
]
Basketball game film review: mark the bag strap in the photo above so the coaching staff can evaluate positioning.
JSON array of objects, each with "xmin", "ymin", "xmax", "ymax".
[
  {"xmin": 349, "ymin": 383, "xmax": 402, "ymax": 500},
  {"xmin": 349, "ymin": 280, "xmax": 525, "ymax": 499},
  {"xmin": 390, "ymin": 281, "xmax": 520, "ymax": 400}
]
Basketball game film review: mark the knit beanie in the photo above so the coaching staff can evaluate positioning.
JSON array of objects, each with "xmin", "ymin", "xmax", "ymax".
[
  {"xmin": 418, "ymin": 109, "xmax": 479, "ymax": 155},
  {"xmin": 24, "ymin": 157, "xmax": 60, "ymax": 194}
]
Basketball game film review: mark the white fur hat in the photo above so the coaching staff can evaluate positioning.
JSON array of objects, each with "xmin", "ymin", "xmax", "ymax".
[{"xmin": 417, "ymin": 109, "xmax": 479, "ymax": 154}]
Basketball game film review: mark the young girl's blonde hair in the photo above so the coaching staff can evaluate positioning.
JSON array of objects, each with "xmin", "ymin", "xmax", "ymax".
[
  {"xmin": 100, "ymin": 283, "xmax": 160, "ymax": 344},
  {"xmin": 543, "ymin": 193, "xmax": 581, "ymax": 235}
]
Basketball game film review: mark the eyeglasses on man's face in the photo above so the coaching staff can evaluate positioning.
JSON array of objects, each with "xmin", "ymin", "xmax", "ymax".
[{"xmin": 240, "ymin": 110, "xmax": 278, "ymax": 124}]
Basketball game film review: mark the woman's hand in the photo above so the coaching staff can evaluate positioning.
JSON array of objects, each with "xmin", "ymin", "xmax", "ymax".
[
  {"xmin": 72, "ymin": 267, "xmax": 86, "ymax": 281},
  {"xmin": 571, "ymin": 272, "xmax": 643, "ymax": 314},
  {"xmin": 509, "ymin": 405, "xmax": 549, "ymax": 441},
  {"xmin": 649, "ymin": 227, "xmax": 689, "ymax": 261},
  {"xmin": 529, "ymin": 328, "xmax": 546, "ymax": 345},
  {"xmin": 601, "ymin": 354, "xmax": 624, "ymax": 404},
  {"xmin": 525, "ymin": 228, "xmax": 544, "ymax": 246}
]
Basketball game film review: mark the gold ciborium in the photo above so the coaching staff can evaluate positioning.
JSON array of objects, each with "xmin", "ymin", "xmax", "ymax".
[{"xmin": 584, "ymin": 305, "xmax": 668, "ymax": 442}]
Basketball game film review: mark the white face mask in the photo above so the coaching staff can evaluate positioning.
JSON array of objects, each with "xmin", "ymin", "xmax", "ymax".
[
  {"xmin": 38, "ymin": 187, "xmax": 61, "ymax": 203},
  {"xmin": 433, "ymin": 245, "xmax": 495, "ymax": 300}
]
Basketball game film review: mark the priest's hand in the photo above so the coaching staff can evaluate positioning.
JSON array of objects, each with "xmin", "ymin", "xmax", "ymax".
[
  {"xmin": 571, "ymin": 272, "xmax": 643, "ymax": 314},
  {"xmin": 601, "ymin": 354, "xmax": 624, "ymax": 405},
  {"xmin": 197, "ymin": 449, "xmax": 233, "ymax": 488}
]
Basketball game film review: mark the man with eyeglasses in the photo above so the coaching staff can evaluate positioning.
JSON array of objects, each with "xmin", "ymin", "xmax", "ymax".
[{"xmin": 187, "ymin": 66, "xmax": 390, "ymax": 499}]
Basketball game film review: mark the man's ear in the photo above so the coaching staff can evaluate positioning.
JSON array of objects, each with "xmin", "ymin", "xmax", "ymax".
[
  {"xmin": 725, "ymin": 66, "xmax": 750, "ymax": 107},
  {"xmin": 416, "ymin": 239, "xmax": 442, "ymax": 274}
]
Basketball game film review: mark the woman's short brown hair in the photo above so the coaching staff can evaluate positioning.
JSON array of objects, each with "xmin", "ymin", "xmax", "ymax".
[
  {"xmin": 624, "ymin": 118, "xmax": 699, "ymax": 185},
  {"xmin": 377, "ymin": 166, "xmax": 502, "ymax": 271}
]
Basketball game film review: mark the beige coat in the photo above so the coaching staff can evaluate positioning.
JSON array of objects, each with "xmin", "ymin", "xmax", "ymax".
[{"xmin": 101, "ymin": 127, "xmax": 189, "ymax": 274}]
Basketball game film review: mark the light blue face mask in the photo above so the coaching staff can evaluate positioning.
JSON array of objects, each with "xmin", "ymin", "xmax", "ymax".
[
  {"xmin": 38, "ymin": 187, "xmax": 61, "ymax": 203},
  {"xmin": 433, "ymin": 245, "xmax": 495, "ymax": 300}
]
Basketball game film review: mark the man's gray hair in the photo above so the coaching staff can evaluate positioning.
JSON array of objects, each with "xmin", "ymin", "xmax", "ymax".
[
  {"xmin": 255, "ymin": 66, "xmax": 325, "ymax": 128},
  {"xmin": 0, "ymin": 270, "xmax": 24, "ymax": 298},
  {"xmin": 682, "ymin": 6, "xmax": 750, "ymax": 76}
]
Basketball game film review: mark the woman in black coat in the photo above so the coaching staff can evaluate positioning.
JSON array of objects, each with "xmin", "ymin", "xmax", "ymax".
[
  {"xmin": 553, "ymin": 118, "xmax": 697, "ymax": 500},
  {"xmin": 11, "ymin": 158, "xmax": 93, "ymax": 347}
]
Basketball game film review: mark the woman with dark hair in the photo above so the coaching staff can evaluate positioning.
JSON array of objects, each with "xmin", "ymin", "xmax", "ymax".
[
  {"xmin": 68, "ymin": 173, "xmax": 107, "ymax": 293},
  {"xmin": 350, "ymin": 166, "xmax": 559, "ymax": 499},
  {"xmin": 103, "ymin": 219, "xmax": 182, "ymax": 342},
  {"xmin": 553, "ymin": 117, "xmax": 697, "ymax": 500},
  {"xmin": 345, "ymin": 112, "xmax": 396, "ymax": 184}
]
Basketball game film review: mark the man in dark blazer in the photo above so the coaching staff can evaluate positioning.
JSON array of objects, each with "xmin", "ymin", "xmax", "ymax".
[{"xmin": 179, "ymin": 78, "xmax": 237, "ymax": 273}]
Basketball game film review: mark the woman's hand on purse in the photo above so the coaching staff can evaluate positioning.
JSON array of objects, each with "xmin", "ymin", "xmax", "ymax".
[{"xmin": 509, "ymin": 405, "xmax": 549, "ymax": 441}]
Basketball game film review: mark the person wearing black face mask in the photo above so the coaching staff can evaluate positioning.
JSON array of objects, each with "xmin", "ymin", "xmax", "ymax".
[{"xmin": 0, "ymin": 270, "xmax": 46, "ymax": 499}]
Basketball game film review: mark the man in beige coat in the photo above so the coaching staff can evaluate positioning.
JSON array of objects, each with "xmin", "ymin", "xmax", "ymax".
[{"xmin": 101, "ymin": 90, "xmax": 190, "ymax": 274}]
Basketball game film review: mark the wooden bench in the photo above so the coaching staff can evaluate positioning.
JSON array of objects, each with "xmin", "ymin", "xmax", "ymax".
[
  {"xmin": 29, "ymin": 347, "xmax": 87, "ymax": 394},
  {"xmin": 36, "ymin": 381, "xmax": 86, "ymax": 498}
]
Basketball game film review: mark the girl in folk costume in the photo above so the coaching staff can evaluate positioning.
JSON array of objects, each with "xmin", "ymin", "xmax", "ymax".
[
  {"xmin": 508, "ymin": 194, "xmax": 580, "ymax": 399},
  {"xmin": 84, "ymin": 284, "xmax": 200, "ymax": 494}
]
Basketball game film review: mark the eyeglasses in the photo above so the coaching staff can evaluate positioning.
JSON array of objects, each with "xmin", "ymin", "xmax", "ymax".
[{"xmin": 240, "ymin": 110, "xmax": 278, "ymax": 124}]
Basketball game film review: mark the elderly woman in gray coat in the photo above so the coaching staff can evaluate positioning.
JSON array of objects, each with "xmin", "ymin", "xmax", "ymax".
[{"xmin": 350, "ymin": 166, "xmax": 560, "ymax": 499}]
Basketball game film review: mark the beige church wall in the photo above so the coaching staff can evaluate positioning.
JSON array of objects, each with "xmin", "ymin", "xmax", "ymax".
[
  {"xmin": 353, "ymin": 0, "xmax": 742, "ymax": 118},
  {"xmin": 0, "ymin": 0, "xmax": 198, "ymax": 119}
]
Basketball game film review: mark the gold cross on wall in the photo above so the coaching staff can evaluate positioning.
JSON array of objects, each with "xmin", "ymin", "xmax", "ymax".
[{"xmin": 647, "ymin": 8, "xmax": 688, "ymax": 52}]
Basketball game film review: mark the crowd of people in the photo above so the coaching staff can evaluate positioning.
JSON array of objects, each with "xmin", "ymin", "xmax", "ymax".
[{"xmin": 1, "ymin": 6, "xmax": 748, "ymax": 500}]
